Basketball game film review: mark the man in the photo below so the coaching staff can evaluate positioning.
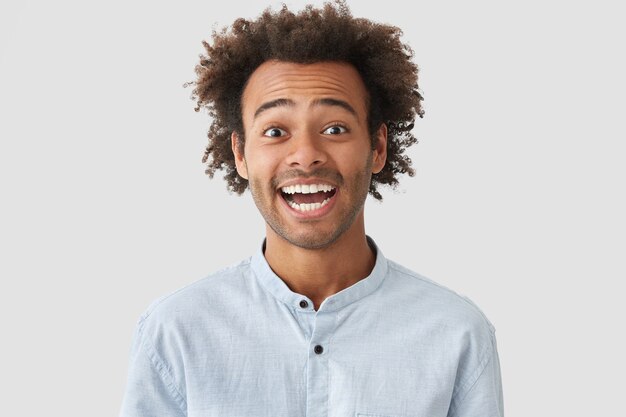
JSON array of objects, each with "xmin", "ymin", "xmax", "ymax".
[{"xmin": 119, "ymin": 2, "xmax": 504, "ymax": 416}]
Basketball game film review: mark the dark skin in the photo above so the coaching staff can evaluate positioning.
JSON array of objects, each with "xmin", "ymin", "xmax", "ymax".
[{"xmin": 232, "ymin": 60, "xmax": 387, "ymax": 310}]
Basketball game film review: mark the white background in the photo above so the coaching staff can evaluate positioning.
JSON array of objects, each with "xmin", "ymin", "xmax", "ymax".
[{"xmin": 1, "ymin": 0, "xmax": 624, "ymax": 415}]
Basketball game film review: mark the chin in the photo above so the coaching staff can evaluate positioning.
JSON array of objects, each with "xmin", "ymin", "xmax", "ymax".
[{"xmin": 271, "ymin": 221, "xmax": 350, "ymax": 250}]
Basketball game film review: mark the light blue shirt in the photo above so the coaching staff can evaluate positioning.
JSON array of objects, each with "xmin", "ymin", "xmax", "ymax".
[{"xmin": 119, "ymin": 237, "xmax": 504, "ymax": 417}]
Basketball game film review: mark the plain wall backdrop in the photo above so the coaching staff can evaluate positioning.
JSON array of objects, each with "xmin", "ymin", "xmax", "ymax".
[{"xmin": 1, "ymin": 0, "xmax": 624, "ymax": 415}]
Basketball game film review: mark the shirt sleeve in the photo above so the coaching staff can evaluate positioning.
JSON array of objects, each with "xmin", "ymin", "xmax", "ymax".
[
  {"xmin": 118, "ymin": 317, "xmax": 187, "ymax": 417},
  {"xmin": 447, "ymin": 329, "xmax": 504, "ymax": 417}
]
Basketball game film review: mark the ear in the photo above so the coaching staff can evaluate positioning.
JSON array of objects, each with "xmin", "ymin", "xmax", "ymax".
[
  {"xmin": 371, "ymin": 123, "xmax": 388, "ymax": 174},
  {"xmin": 231, "ymin": 131, "xmax": 248, "ymax": 179}
]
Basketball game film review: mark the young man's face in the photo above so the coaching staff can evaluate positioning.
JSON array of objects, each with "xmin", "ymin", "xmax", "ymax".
[{"xmin": 233, "ymin": 60, "xmax": 387, "ymax": 250}]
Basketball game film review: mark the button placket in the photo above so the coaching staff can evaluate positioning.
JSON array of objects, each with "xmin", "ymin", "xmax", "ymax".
[{"xmin": 305, "ymin": 312, "xmax": 336, "ymax": 417}]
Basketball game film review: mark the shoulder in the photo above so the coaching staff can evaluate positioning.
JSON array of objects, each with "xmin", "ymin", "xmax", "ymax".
[
  {"xmin": 384, "ymin": 259, "xmax": 496, "ymax": 336},
  {"xmin": 136, "ymin": 257, "xmax": 253, "ymax": 332},
  {"xmin": 383, "ymin": 259, "xmax": 498, "ymax": 387}
]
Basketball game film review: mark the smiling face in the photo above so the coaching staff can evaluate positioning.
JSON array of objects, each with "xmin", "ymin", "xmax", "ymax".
[{"xmin": 232, "ymin": 60, "xmax": 387, "ymax": 250}]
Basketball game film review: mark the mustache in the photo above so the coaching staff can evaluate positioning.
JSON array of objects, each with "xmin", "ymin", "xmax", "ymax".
[{"xmin": 271, "ymin": 168, "xmax": 344, "ymax": 189}]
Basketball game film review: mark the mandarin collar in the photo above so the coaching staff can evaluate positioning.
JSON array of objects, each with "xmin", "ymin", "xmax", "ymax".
[{"xmin": 250, "ymin": 236, "xmax": 388, "ymax": 313}]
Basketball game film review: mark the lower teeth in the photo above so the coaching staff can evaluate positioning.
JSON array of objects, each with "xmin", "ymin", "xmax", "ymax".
[{"xmin": 288, "ymin": 198, "xmax": 331, "ymax": 212}]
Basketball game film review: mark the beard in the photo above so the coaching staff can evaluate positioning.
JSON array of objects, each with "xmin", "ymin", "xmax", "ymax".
[{"xmin": 247, "ymin": 157, "xmax": 373, "ymax": 250}]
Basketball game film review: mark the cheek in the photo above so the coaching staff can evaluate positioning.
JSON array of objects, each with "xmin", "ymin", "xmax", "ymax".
[
  {"xmin": 243, "ymin": 148, "xmax": 282, "ymax": 182},
  {"xmin": 338, "ymin": 145, "xmax": 372, "ymax": 171}
]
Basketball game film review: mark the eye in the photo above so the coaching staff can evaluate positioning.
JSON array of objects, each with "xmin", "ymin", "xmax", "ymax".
[
  {"xmin": 263, "ymin": 127, "xmax": 287, "ymax": 138},
  {"xmin": 322, "ymin": 125, "xmax": 348, "ymax": 135}
]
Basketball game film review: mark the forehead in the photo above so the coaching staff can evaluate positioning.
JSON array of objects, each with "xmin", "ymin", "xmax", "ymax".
[{"xmin": 241, "ymin": 60, "xmax": 369, "ymax": 121}]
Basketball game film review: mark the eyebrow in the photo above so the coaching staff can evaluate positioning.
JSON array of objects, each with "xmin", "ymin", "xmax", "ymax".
[
  {"xmin": 253, "ymin": 98, "xmax": 293, "ymax": 119},
  {"xmin": 312, "ymin": 98, "xmax": 358, "ymax": 119},
  {"xmin": 253, "ymin": 97, "xmax": 359, "ymax": 120}
]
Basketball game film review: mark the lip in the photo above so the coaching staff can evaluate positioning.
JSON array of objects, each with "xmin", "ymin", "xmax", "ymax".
[{"xmin": 277, "ymin": 187, "xmax": 339, "ymax": 219}]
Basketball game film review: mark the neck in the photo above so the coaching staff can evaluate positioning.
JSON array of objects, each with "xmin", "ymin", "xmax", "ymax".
[{"xmin": 263, "ymin": 212, "xmax": 376, "ymax": 310}]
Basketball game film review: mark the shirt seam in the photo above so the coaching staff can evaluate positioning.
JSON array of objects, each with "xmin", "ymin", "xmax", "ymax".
[
  {"xmin": 388, "ymin": 262, "xmax": 496, "ymax": 331},
  {"xmin": 447, "ymin": 330, "xmax": 496, "ymax": 417},
  {"xmin": 137, "ymin": 317, "xmax": 188, "ymax": 416},
  {"xmin": 140, "ymin": 259, "xmax": 251, "ymax": 321}
]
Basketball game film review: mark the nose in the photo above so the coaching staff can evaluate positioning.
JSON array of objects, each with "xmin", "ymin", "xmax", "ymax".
[{"xmin": 285, "ymin": 129, "xmax": 327, "ymax": 169}]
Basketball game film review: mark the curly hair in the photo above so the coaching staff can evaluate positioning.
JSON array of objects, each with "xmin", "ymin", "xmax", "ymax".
[{"xmin": 188, "ymin": 0, "xmax": 424, "ymax": 200}]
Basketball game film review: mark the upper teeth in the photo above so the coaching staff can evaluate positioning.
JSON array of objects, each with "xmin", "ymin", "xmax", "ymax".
[{"xmin": 281, "ymin": 183, "xmax": 335, "ymax": 194}]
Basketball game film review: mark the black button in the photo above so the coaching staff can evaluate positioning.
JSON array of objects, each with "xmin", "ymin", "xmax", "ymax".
[
  {"xmin": 314, "ymin": 345, "xmax": 324, "ymax": 354},
  {"xmin": 299, "ymin": 300, "xmax": 309, "ymax": 308}
]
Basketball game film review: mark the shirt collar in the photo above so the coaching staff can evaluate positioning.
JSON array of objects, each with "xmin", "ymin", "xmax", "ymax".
[{"xmin": 250, "ymin": 235, "xmax": 388, "ymax": 313}]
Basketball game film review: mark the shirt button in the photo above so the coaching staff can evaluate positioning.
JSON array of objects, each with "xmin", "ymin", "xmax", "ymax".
[
  {"xmin": 314, "ymin": 345, "xmax": 324, "ymax": 355},
  {"xmin": 299, "ymin": 300, "xmax": 309, "ymax": 308}
]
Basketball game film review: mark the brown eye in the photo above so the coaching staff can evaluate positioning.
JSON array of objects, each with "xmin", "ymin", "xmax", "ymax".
[
  {"xmin": 323, "ymin": 125, "xmax": 347, "ymax": 135},
  {"xmin": 263, "ymin": 127, "xmax": 287, "ymax": 137}
]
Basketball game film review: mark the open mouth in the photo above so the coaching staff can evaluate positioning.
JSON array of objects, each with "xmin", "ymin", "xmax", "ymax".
[{"xmin": 279, "ymin": 183, "xmax": 337, "ymax": 212}]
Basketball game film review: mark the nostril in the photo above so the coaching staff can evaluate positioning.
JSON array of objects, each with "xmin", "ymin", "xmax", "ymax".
[{"xmin": 285, "ymin": 145, "xmax": 327, "ymax": 167}]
